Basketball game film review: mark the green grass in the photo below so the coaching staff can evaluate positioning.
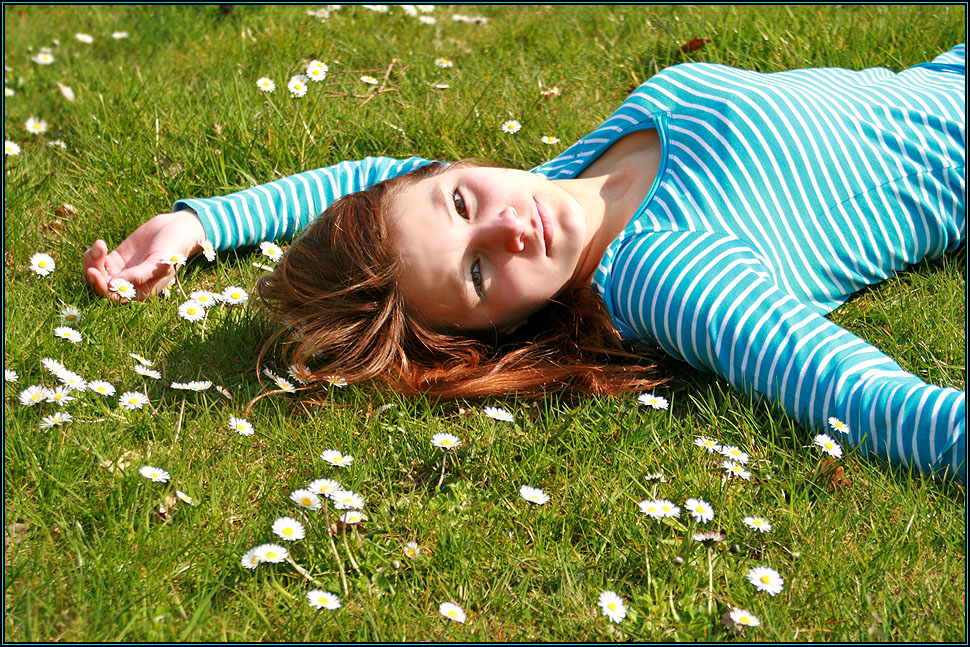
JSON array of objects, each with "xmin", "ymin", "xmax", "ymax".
[{"xmin": 3, "ymin": 4, "xmax": 966, "ymax": 642}]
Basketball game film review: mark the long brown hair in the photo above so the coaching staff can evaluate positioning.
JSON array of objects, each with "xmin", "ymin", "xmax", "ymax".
[{"xmin": 256, "ymin": 162, "xmax": 665, "ymax": 399}]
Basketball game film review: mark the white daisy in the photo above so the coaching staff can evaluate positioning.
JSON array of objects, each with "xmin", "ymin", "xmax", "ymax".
[
  {"xmin": 253, "ymin": 543, "xmax": 288, "ymax": 564},
  {"xmin": 188, "ymin": 291, "xmax": 220, "ymax": 308},
  {"xmin": 323, "ymin": 375, "xmax": 348, "ymax": 388},
  {"xmin": 160, "ymin": 252, "xmax": 187, "ymax": 266},
  {"xmin": 272, "ymin": 516, "xmax": 306, "ymax": 541},
  {"xmin": 109, "ymin": 278, "xmax": 137, "ymax": 299},
  {"xmin": 307, "ymin": 590, "xmax": 341, "ymax": 610},
  {"xmin": 5, "ymin": 87, "xmax": 14, "ymax": 97},
  {"xmin": 75, "ymin": 33, "xmax": 94, "ymax": 44},
  {"xmin": 434, "ymin": 57, "xmax": 453, "ymax": 68},
  {"xmin": 431, "ymin": 433, "xmax": 461, "ymax": 450},
  {"xmin": 722, "ymin": 461, "xmax": 751, "ymax": 480},
  {"xmin": 41, "ymin": 357, "xmax": 66, "ymax": 374},
  {"xmin": 685, "ymin": 498, "xmax": 714, "ymax": 524},
  {"xmin": 729, "ymin": 608, "xmax": 760, "ymax": 628},
  {"xmin": 637, "ymin": 499, "xmax": 663, "ymax": 519},
  {"xmin": 637, "ymin": 392, "xmax": 669, "ymax": 410},
  {"xmin": 228, "ymin": 417, "xmax": 254, "ymax": 436},
  {"xmin": 187, "ymin": 380, "xmax": 211, "ymax": 391},
  {"xmin": 132, "ymin": 364, "xmax": 161, "ymax": 380},
  {"xmin": 5, "ymin": 140, "xmax": 21, "ymax": 156},
  {"xmin": 128, "ymin": 353, "xmax": 153, "ymax": 367},
  {"xmin": 828, "ymin": 417, "xmax": 850, "ymax": 435},
  {"xmin": 221, "ymin": 286, "xmax": 248, "ymax": 305},
  {"xmin": 417, "ymin": 4, "xmax": 435, "ymax": 12},
  {"xmin": 403, "ymin": 541, "xmax": 422, "ymax": 559},
  {"xmin": 541, "ymin": 135, "xmax": 560, "ymax": 144},
  {"xmin": 118, "ymin": 391, "xmax": 149, "ymax": 410},
  {"xmin": 57, "ymin": 371, "xmax": 87, "ymax": 391},
  {"xmin": 331, "ymin": 490, "xmax": 365, "ymax": 510},
  {"xmin": 19, "ymin": 385, "xmax": 50, "ymax": 406},
  {"xmin": 139, "ymin": 465, "xmax": 170, "ymax": 483},
  {"xmin": 111, "ymin": 31, "xmax": 129, "ymax": 39},
  {"xmin": 288, "ymin": 75, "xmax": 309, "ymax": 98},
  {"xmin": 692, "ymin": 529, "xmax": 726, "ymax": 543},
  {"xmin": 720, "ymin": 445, "xmax": 750, "ymax": 464},
  {"xmin": 287, "ymin": 364, "xmax": 312, "ymax": 385},
  {"xmin": 178, "ymin": 300, "xmax": 206, "ymax": 322},
  {"xmin": 501, "ymin": 120, "xmax": 521, "ymax": 134},
  {"xmin": 307, "ymin": 478, "xmax": 342, "ymax": 497},
  {"xmin": 814, "ymin": 434, "xmax": 843, "ymax": 458},
  {"xmin": 176, "ymin": 490, "xmax": 195, "ymax": 505},
  {"xmin": 39, "ymin": 411, "xmax": 72, "ymax": 429},
  {"xmin": 272, "ymin": 375, "xmax": 296, "ymax": 393},
  {"xmin": 59, "ymin": 305, "xmax": 82, "ymax": 325},
  {"xmin": 45, "ymin": 386, "xmax": 74, "ymax": 406},
  {"xmin": 694, "ymin": 436, "xmax": 721, "ymax": 453},
  {"xmin": 88, "ymin": 380, "xmax": 116, "ymax": 396},
  {"xmin": 743, "ymin": 516, "xmax": 772, "ymax": 533},
  {"xmin": 418, "ymin": 15, "xmax": 436, "ymax": 25},
  {"xmin": 4, "ymin": 369, "xmax": 18, "ymax": 383},
  {"xmin": 483, "ymin": 406, "xmax": 514, "ymax": 422},
  {"xmin": 746, "ymin": 565, "xmax": 784, "ymax": 596},
  {"xmin": 657, "ymin": 499, "xmax": 680, "ymax": 518},
  {"xmin": 597, "ymin": 590, "xmax": 627, "ymax": 623},
  {"xmin": 360, "ymin": 75, "xmax": 378, "ymax": 85},
  {"xmin": 320, "ymin": 449, "xmax": 353, "ymax": 468},
  {"xmin": 438, "ymin": 601, "xmax": 466, "ymax": 623},
  {"xmin": 30, "ymin": 253, "xmax": 56, "ymax": 276},
  {"xmin": 25, "ymin": 116, "xmax": 48, "ymax": 134},
  {"xmin": 518, "ymin": 485, "xmax": 550, "ymax": 505},
  {"xmin": 240, "ymin": 547, "xmax": 260, "ymax": 570},
  {"xmin": 339, "ymin": 510, "xmax": 366, "ymax": 525},
  {"xmin": 31, "ymin": 52, "xmax": 55, "ymax": 65},
  {"xmin": 290, "ymin": 489, "xmax": 322, "ymax": 510},
  {"xmin": 305, "ymin": 62, "xmax": 328, "ymax": 82},
  {"xmin": 200, "ymin": 239, "xmax": 216, "ymax": 261},
  {"xmin": 54, "ymin": 327, "xmax": 82, "ymax": 343},
  {"xmin": 259, "ymin": 241, "xmax": 283, "ymax": 262},
  {"xmin": 48, "ymin": 139, "xmax": 67, "ymax": 149},
  {"xmin": 256, "ymin": 77, "xmax": 276, "ymax": 93},
  {"xmin": 362, "ymin": 4, "xmax": 389, "ymax": 12}
]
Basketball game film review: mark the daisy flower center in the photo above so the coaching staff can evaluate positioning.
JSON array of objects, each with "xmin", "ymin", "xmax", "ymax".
[{"xmin": 760, "ymin": 575, "xmax": 771, "ymax": 584}]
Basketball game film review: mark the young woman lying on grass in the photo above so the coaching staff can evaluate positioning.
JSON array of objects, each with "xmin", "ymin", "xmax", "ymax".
[{"xmin": 83, "ymin": 45, "xmax": 966, "ymax": 482}]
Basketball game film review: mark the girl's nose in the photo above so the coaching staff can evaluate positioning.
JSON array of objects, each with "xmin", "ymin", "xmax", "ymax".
[{"xmin": 477, "ymin": 207, "xmax": 526, "ymax": 253}]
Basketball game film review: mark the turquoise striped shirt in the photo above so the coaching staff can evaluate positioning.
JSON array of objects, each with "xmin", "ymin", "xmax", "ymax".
[{"xmin": 176, "ymin": 46, "xmax": 965, "ymax": 481}]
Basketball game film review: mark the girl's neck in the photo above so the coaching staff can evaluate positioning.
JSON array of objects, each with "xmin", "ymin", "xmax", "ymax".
[{"xmin": 554, "ymin": 129, "xmax": 663, "ymax": 285}]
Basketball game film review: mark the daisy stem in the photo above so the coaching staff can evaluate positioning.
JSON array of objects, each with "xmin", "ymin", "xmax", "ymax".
[
  {"xmin": 706, "ymin": 546, "xmax": 714, "ymax": 615},
  {"xmin": 341, "ymin": 529, "xmax": 363, "ymax": 577},
  {"xmin": 173, "ymin": 399, "xmax": 185, "ymax": 446},
  {"xmin": 323, "ymin": 507, "xmax": 349, "ymax": 596},
  {"xmin": 286, "ymin": 556, "xmax": 328, "ymax": 589},
  {"xmin": 436, "ymin": 453, "xmax": 448, "ymax": 490},
  {"xmin": 173, "ymin": 270, "xmax": 188, "ymax": 300}
]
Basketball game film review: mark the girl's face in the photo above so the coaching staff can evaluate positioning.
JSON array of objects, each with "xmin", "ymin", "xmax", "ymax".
[{"xmin": 387, "ymin": 166, "xmax": 592, "ymax": 332}]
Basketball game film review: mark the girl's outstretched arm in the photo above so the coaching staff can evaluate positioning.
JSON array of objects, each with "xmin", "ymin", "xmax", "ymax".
[
  {"xmin": 84, "ymin": 155, "xmax": 434, "ymax": 300},
  {"xmin": 173, "ymin": 155, "xmax": 433, "ymax": 252}
]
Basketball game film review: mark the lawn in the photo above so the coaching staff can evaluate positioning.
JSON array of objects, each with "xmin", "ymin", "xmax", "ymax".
[{"xmin": 3, "ymin": 4, "xmax": 965, "ymax": 642}]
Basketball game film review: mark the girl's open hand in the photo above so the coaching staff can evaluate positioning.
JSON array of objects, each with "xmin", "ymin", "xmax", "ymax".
[{"xmin": 83, "ymin": 210, "xmax": 206, "ymax": 300}]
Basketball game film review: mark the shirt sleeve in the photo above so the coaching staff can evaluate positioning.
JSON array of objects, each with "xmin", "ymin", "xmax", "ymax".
[
  {"xmin": 172, "ymin": 155, "xmax": 435, "ymax": 251},
  {"xmin": 604, "ymin": 229, "xmax": 965, "ymax": 481}
]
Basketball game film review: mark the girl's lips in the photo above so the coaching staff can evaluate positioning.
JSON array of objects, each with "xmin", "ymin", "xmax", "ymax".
[{"xmin": 534, "ymin": 198, "xmax": 553, "ymax": 255}]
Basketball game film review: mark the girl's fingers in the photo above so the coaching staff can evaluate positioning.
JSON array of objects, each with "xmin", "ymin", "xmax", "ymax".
[{"xmin": 85, "ymin": 266, "xmax": 110, "ymax": 297}]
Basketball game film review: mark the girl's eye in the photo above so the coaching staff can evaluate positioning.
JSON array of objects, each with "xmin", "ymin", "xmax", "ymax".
[
  {"xmin": 470, "ymin": 259, "xmax": 484, "ymax": 299},
  {"xmin": 453, "ymin": 188, "xmax": 468, "ymax": 219}
]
